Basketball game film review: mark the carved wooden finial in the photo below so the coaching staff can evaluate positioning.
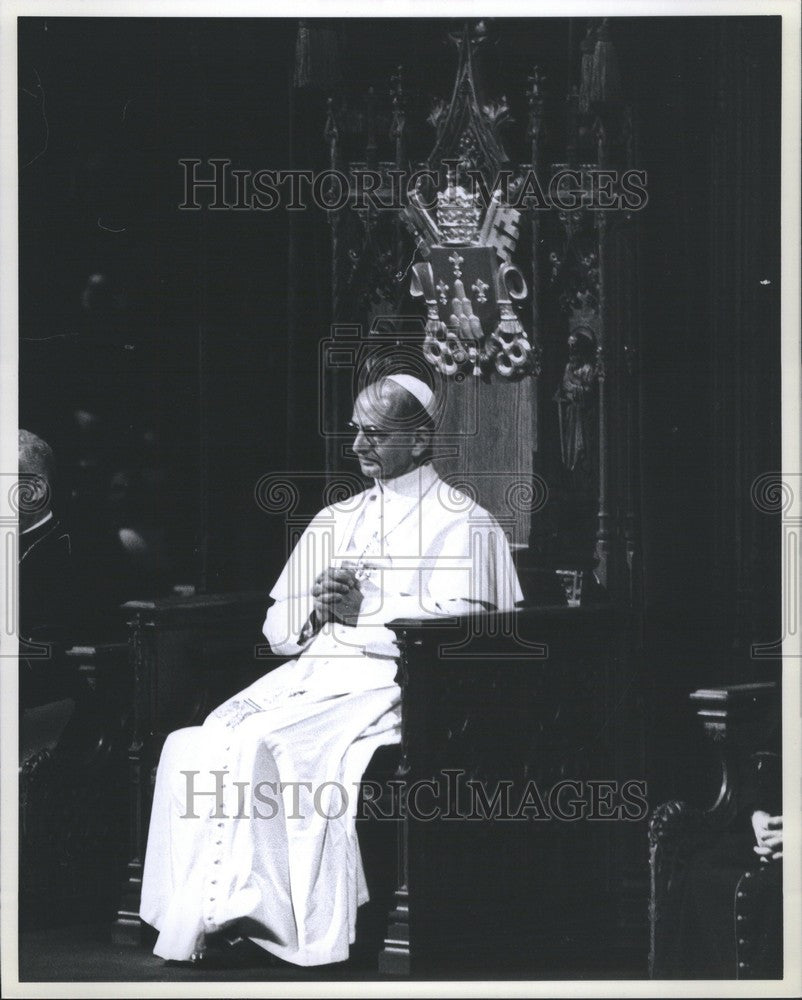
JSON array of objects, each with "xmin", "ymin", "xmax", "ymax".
[
  {"xmin": 429, "ymin": 20, "xmax": 510, "ymax": 181},
  {"xmin": 390, "ymin": 65, "xmax": 406, "ymax": 148},
  {"xmin": 323, "ymin": 97, "xmax": 339, "ymax": 153},
  {"xmin": 365, "ymin": 86, "xmax": 377, "ymax": 168},
  {"xmin": 526, "ymin": 66, "xmax": 546, "ymax": 144}
]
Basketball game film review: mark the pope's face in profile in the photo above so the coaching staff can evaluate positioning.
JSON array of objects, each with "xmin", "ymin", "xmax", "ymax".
[{"xmin": 350, "ymin": 387, "xmax": 427, "ymax": 482}]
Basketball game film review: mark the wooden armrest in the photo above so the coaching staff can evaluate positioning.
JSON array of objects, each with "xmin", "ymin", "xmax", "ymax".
[
  {"xmin": 64, "ymin": 643, "xmax": 131, "ymax": 689},
  {"xmin": 122, "ymin": 589, "xmax": 267, "ymax": 626},
  {"xmin": 387, "ymin": 605, "xmax": 616, "ymax": 672},
  {"xmin": 690, "ymin": 683, "xmax": 779, "ymax": 744},
  {"xmin": 65, "ymin": 643, "xmax": 129, "ymax": 660},
  {"xmin": 387, "ymin": 602, "xmax": 612, "ymax": 631}
]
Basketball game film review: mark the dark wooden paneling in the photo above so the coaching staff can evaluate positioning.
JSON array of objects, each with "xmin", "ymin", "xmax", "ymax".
[{"xmin": 380, "ymin": 604, "xmax": 645, "ymax": 976}]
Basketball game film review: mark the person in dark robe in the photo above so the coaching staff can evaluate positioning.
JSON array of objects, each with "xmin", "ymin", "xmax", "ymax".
[
  {"xmin": 18, "ymin": 429, "xmax": 77, "ymax": 715},
  {"xmin": 18, "ymin": 428, "xmax": 83, "ymax": 827}
]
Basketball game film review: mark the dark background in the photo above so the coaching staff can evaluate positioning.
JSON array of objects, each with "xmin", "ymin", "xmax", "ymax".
[{"xmin": 18, "ymin": 15, "xmax": 781, "ymax": 812}]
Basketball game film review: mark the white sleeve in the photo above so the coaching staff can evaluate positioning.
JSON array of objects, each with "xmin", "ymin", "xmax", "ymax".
[
  {"xmin": 262, "ymin": 511, "xmax": 337, "ymax": 656},
  {"xmin": 423, "ymin": 513, "xmax": 523, "ymax": 613},
  {"xmin": 262, "ymin": 597, "xmax": 315, "ymax": 657}
]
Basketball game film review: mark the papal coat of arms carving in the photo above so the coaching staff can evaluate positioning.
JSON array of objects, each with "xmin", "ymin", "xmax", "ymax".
[{"xmin": 404, "ymin": 175, "xmax": 537, "ymax": 381}]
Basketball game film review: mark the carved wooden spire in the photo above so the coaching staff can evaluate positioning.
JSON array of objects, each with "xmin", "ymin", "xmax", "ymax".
[{"xmin": 427, "ymin": 22, "xmax": 511, "ymax": 182}]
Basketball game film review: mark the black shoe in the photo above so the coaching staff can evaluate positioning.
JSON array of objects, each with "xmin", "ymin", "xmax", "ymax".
[{"xmin": 190, "ymin": 928, "xmax": 277, "ymax": 970}]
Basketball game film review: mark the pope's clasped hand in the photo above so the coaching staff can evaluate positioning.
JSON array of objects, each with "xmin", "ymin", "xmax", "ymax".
[{"xmin": 312, "ymin": 565, "xmax": 364, "ymax": 626}]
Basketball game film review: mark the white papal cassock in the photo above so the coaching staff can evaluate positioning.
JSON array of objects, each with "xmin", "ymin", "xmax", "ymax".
[{"xmin": 140, "ymin": 461, "xmax": 523, "ymax": 965}]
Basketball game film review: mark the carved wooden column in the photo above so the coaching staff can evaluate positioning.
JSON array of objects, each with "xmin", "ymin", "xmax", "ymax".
[
  {"xmin": 376, "ymin": 626, "xmax": 414, "ymax": 974},
  {"xmin": 708, "ymin": 19, "xmax": 782, "ymax": 677},
  {"xmin": 594, "ymin": 203, "xmax": 611, "ymax": 589},
  {"xmin": 526, "ymin": 65, "xmax": 547, "ymax": 455},
  {"xmin": 112, "ymin": 607, "xmax": 154, "ymax": 942}
]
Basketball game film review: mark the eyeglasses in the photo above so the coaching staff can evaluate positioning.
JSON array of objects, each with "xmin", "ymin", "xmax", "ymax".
[{"xmin": 348, "ymin": 422, "xmax": 394, "ymax": 446}]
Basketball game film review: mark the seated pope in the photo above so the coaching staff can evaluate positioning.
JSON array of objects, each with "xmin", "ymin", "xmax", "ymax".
[{"xmin": 140, "ymin": 373, "xmax": 523, "ymax": 966}]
